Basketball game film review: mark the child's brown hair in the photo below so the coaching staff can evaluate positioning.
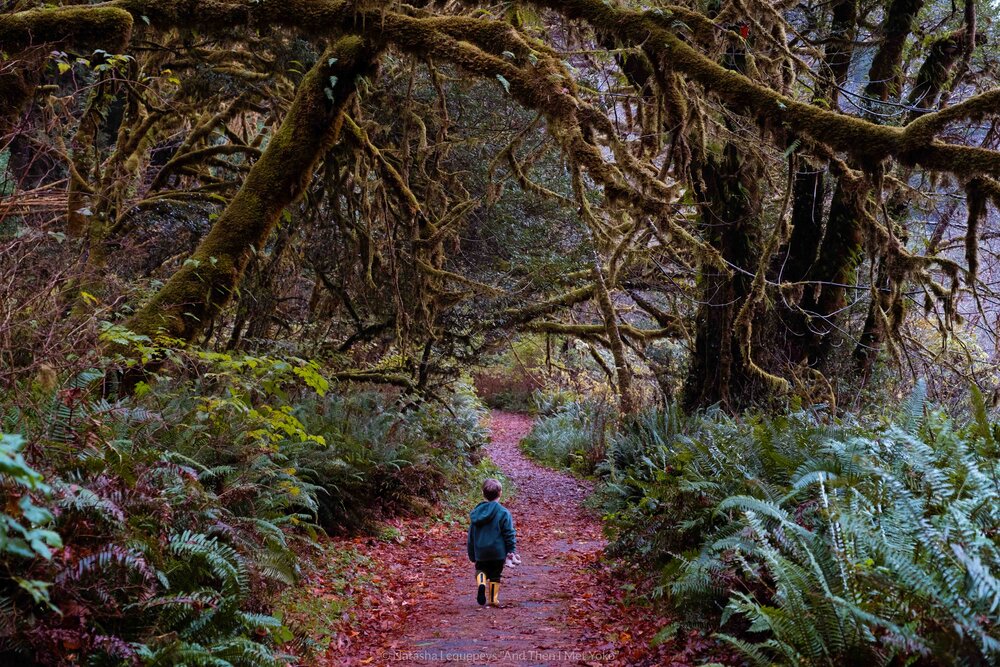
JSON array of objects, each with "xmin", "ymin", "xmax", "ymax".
[{"xmin": 482, "ymin": 478, "xmax": 502, "ymax": 501}]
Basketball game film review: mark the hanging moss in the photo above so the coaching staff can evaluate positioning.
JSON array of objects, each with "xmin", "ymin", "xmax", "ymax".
[
  {"xmin": 965, "ymin": 178, "xmax": 987, "ymax": 284},
  {"xmin": 27, "ymin": 0, "xmax": 996, "ymax": 403},
  {"xmin": 126, "ymin": 35, "xmax": 380, "ymax": 342},
  {"xmin": 537, "ymin": 0, "xmax": 1000, "ymax": 178}
]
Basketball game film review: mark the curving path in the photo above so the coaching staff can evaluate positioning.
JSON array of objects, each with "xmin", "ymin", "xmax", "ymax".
[{"xmin": 334, "ymin": 412, "xmax": 614, "ymax": 666}]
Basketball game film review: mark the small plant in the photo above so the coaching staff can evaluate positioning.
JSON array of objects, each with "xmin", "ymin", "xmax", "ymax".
[{"xmin": 0, "ymin": 432, "xmax": 62, "ymax": 618}]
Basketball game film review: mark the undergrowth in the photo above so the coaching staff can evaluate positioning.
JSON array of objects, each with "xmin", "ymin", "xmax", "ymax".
[
  {"xmin": 519, "ymin": 395, "xmax": 611, "ymax": 475},
  {"xmin": 526, "ymin": 383, "xmax": 1000, "ymax": 665},
  {"xmin": 0, "ymin": 338, "xmax": 488, "ymax": 665}
]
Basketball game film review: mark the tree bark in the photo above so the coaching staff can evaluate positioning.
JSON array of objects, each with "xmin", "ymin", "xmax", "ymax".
[
  {"xmin": 818, "ymin": 0, "xmax": 858, "ymax": 108},
  {"xmin": 864, "ymin": 0, "xmax": 925, "ymax": 103},
  {"xmin": 799, "ymin": 175, "xmax": 866, "ymax": 365},
  {"xmin": 684, "ymin": 141, "xmax": 762, "ymax": 411}
]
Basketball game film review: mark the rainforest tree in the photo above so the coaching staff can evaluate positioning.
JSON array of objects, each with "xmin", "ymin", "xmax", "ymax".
[{"xmin": 4, "ymin": 0, "xmax": 1000, "ymax": 411}]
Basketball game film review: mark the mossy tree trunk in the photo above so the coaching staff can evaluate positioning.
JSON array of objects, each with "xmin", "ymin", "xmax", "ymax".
[
  {"xmin": 775, "ymin": 164, "xmax": 825, "ymax": 364},
  {"xmin": 798, "ymin": 176, "xmax": 867, "ymax": 365},
  {"xmin": 684, "ymin": 142, "xmax": 762, "ymax": 410},
  {"xmin": 126, "ymin": 36, "xmax": 380, "ymax": 342},
  {"xmin": 864, "ymin": 0, "xmax": 925, "ymax": 104},
  {"xmin": 818, "ymin": 0, "xmax": 858, "ymax": 107}
]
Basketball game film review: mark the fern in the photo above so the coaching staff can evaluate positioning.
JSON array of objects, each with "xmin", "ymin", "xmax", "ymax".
[
  {"xmin": 598, "ymin": 395, "xmax": 1000, "ymax": 664},
  {"xmin": 900, "ymin": 378, "xmax": 928, "ymax": 434}
]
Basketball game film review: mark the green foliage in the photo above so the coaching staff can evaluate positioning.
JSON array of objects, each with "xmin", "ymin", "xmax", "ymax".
[
  {"xmin": 0, "ymin": 433, "xmax": 61, "ymax": 612},
  {"xmin": 587, "ymin": 387, "xmax": 1000, "ymax": 664},
  {"xmin": 0, "ymin": 345, "xmax": 488, "ymax": 664},
  {"xmin": 273, "ymin": 541, "xmax": 379, "ymax": 655},
  {"xmin": 520, "ymin": 399, "xmax": 611, "ymax": 475},
  {"xmin": 294, "ymin": 382, "xmax": 489, "ymax": 532}
]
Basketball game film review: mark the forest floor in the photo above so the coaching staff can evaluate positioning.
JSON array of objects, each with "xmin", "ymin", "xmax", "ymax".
[{"xmin": 306, "ymin": 412, "xmax": 719, "ymax": 666}]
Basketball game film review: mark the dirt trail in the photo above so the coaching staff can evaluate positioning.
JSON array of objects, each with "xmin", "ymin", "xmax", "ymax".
[{"xmin": 341, "ymin": 412, "xmax": 616, "ymax": 666}]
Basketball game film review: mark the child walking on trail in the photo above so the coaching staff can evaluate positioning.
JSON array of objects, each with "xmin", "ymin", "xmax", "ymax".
[{"xmin": 467, "ymin": 478, "xmax": 517, "ymax": 607}]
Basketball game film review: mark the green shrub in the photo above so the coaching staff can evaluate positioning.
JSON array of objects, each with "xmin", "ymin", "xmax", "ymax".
[
  {"xmin": 598, "ymin": 406, "xmax": 845, "ymax": 594},
  {"xmin": 294, "ymin": 383, "xmax": 488, "ymax": 532},
  {"xmin": 0, "ymin": 348, "xmax": 488, "ymax": 665},
  {"xmin": 520, "ymin": 399, "xmax": 611, "ymax": 475},
  {"xmin": 0, "ymin": 432, "xmax": 62, "ymax": 619},
  {"xmin": 595, "ymin": 384, "xmax": 1000, "ymax": 665}
]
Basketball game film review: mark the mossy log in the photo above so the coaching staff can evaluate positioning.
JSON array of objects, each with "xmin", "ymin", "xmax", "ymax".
[
  {"xmin": 126, "ymin": 36, "xmax": 379, "ymax": 342},
  {"xmin": 0, "ymin": 6, "xmax": 134, "ymax": 53}
]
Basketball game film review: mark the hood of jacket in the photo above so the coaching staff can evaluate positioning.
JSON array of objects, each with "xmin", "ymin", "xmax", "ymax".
[{"xmin": 470, "ymin": 500, "xmax": 502, "ymax": 526}]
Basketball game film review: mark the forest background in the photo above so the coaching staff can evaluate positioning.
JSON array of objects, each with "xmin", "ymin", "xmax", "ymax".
[{"xmin": 4, "ymin": 0, "xmax": 1000, "ymax": 664}]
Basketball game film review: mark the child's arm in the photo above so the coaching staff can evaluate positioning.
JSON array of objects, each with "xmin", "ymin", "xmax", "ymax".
[
  {"xmin": 467, "ymin": 524, "xmax": 475, "ymax": 562},
  {"xmin": 501, "ymin": 511, "xmax": 516, "ymax": 554}
]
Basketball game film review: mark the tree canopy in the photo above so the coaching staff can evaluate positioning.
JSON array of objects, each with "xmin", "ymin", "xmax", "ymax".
[
  {"xmin": 4, "ymin": 0, "xmax": 1000, "ymax": 411},
  {"xmin": 8, "ymin": 2, "xmax": 1000, "ymax": 665}
]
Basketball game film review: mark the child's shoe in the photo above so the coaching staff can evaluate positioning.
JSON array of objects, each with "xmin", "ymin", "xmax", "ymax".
[
  {"xmin": 476, "ymin": 571, "xmax": 487, "ymax": 606},
  {"xmin": 488, "ymin": 581, "xmax": 501, "ymax": 607}
]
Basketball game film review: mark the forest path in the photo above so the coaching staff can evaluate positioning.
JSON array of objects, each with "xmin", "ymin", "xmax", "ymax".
[{"xmin": 334, "ymin": 412, "xmax": 617, "ymax": 666}]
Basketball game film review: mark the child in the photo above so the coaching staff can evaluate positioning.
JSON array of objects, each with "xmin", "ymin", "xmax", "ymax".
[{"xmin": 467, "ymin": 478, "xmax": 516, "ymax": 606}]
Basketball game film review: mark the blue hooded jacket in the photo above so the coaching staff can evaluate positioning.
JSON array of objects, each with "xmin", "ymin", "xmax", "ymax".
[{"xmin": 467, "ymin": 500, "xmax": 516, "ymax": 562}]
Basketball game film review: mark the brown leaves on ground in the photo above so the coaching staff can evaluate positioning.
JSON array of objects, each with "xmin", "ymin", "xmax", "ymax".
[{"xmin": 290, "ymin": 412, "xmax": 730, "ymax": 666}]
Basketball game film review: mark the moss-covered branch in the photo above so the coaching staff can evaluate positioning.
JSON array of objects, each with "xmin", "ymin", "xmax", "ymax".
[
  {"xmin": 531, "ymin": 0, "xmax": 1000, "ymax": 176},
  {"xmin": 0, "ymin": 6, "xmax": 134, "ymax": 53},
  {"xmin": 149, "ymin": 144, "xmax": 262, "ymax": 191},
  {"xmin": 523, "ymin": 321, "xmax": 680, "ymax": 340},
  {"xmin": 500, "ymin": 285, "xmax": 596, "ymax": 328},
  {"xmin": 126, "ymin": 35, "xmax": 380, "ymax": 342},
  {"xmin": 26, "ymin": 0, "xmax": 1000, "ymax": 179}
]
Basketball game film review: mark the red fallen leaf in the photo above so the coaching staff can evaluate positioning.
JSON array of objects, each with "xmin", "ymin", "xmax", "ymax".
[{"xmin": 306, "ymin": 414, "xmax": 734, "ymax": 667}]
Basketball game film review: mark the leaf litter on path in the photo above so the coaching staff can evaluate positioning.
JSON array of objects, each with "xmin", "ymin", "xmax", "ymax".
[{"xmin": 308, "ymin": 412, "xmax": 728, "ymax": 666}]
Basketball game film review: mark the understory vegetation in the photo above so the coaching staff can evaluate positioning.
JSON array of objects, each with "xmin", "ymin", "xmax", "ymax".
[
  {"xmin": 522, "ymin": 385, "xmax": 1000, "ymax": 664},
  {"xmin": 0, "ymin": 345, "xmax": 487, "ymax": 664},
  {"xmin": 7, "ymin": 0, "xmax": 1000, "ymax": 663}
]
